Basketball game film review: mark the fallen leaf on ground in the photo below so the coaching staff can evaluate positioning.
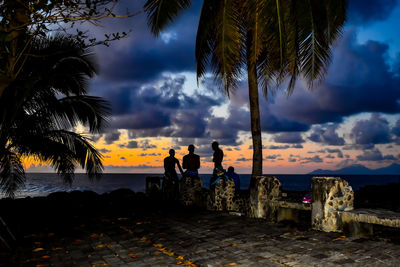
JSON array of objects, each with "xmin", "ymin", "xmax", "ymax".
[
  {"xmin": 96, "ymin": 243, "xmax": 114, "ymax": 248},
  {"xmin": 128, "ymin": 253, "xmax": 138, "ymax": 258},
  {"xmin": 41, "ymin": 255, "xmax": 50, "ymax": 259},
  {"xmin": 332, "ymin": 236, "xmax": 346, "ymax": 241},
  {"xmin": 117, "ymin": 217, "xmax": 128, "ymax": 221},
  {"xmin": 47, "ymin": 233, "xmax": 55, "ymax": 237},
  {"xmin": 32, "ymin": 248, "xmax": 44, "ymax": 252},
  {"xmin": 90, "ymin": 233, "xmax": 103, "ymax": 239},
  {"xmin": 178, "ymin": 240, "xmax": 185, "ymax": 244},
  {"xmin": 226, "ymin": 263, "xmax": 237, "ymax": 266},
  {"xmin": 51, "ymin": 247, "xmax": 63, "ymax": 251}
]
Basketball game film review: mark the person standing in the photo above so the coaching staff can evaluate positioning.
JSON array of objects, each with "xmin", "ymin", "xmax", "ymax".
[
  {"xmin": 163, "ymin": 149, "xmax": 183, "ymax": 201},
  {"xmin": 164, "ymin": 149, "xmax": 183, "ymax": 179},
  {"xmin": 210, "ymin": 141, "xmax": 225, "ymax": 189},
  {"xmin": 182, "ymin": 144, "xmax": 200, "ymax": 177},
  {"xmin": 212, "ymin": 141, "xmax": 223, "ymax": 169}
]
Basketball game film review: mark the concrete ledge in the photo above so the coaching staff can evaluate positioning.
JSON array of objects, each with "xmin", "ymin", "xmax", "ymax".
[
  {"xmin": 342, "ymin": 208, "xmax": 400, "ymax": 228},
  {"xmin": 277, "ymin": 201, "xmax": 311, "ymax": 211}
]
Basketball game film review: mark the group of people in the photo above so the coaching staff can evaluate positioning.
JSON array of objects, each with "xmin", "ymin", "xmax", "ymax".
[{"xmin": 163, "ymin": 141, "xmax": 240, "ymax": 191}]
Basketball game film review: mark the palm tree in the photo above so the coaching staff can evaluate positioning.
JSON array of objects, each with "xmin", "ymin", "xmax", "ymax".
[
  {"xmin": 0, "ymin": 35, "xmax": 110, "ymax": 198},
  {"xmin": 144, "ymin": 0, "xmax": 347, "ymax": 179}
]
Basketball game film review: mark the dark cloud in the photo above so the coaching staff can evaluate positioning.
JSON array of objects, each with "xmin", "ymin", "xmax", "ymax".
[
  {"xmin": 356, "ymin": 149, "xmax": 396, "ymax": 161},
  {"xmin": 343, "ymin": 143, "xmax": 375, "ymax": 150},
  {"xmin": 98, "ymin": 148, "xmax": 111, "ymax": 154},
  {"xmin": 266, "ymin": 144, "xmax": 303, "ymax": 150},
  {"xmin": 308, "ymin": 124, "xmax": 345, "ymax": 146},
  {"xmin": 139, "ymin": 139, "xmax": 157, "ymax": 150},
  {"xmin": 273, "ymin": 132, "xmax": 304, "ymax": 144},
  {"xmin": 350, "ymin": 114, "xmax": 392, "ymax": 145},
  {"xmin": 348, "ymin": 0, "xmax": 398, "ymax": 25},
  {"xmin": 301, "ymin": 155, "xmax": 324, "ymax": 164},
  {"xmin": 139, "ymin": 153, "xmax": 161, "ymax": 157},
  {"xmin": 104, "ymin": 130, "xmax": 121, "ymax": 144},
  {"xmin": 103, "ymin": 76, "xmax": 226, "ymax": 141},
  {"xmin": 236, "ymin": 157, "xmax": 251, "ymax": 162},
  {"xmin": 392, "ymin": 119, "xmax": 400, "ymax": 137},
  {"xmin": 125, "ymin": 141, "xmax": 139, "ymax": 149},
  {"xmin": 266, "ymin": 154, "xmax": 281, "ymax": 160},
  {"xmin": 288, "ymin": 158, "xmax": 297, "ymax": 162},
  {"xmin": 326, "ymin": 148, "xmax": 344, "ymax": 158},
  {"xmin": 93, "ymin": 0, "xmax": 203, "ymax": 84},
  {"xmin": 269, "ymin": 31, "xmax": 400, "ymax": 126}
]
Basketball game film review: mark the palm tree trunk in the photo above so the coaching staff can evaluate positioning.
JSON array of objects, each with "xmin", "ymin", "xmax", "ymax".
[{"xmin": 247, "ymin": 58, "xmax": 263, "ymax": 179}]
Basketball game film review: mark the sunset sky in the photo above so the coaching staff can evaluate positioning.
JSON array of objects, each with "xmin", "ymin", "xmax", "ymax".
[{"xmin": 27, "ymin": 0, "xmax": 400, "ymax": 174}]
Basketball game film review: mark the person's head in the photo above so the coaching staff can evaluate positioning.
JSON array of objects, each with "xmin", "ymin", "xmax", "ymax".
[
  {"xmin": 169, "ymin": 149, "xmax": 175, "ymax": 156},
  {"xmin": 228, "ymin": 166, "xmax": 234, "ymax": 172},
  {"xmin": 212, "ymin": 141, "xmax": 219, "ymax": 150},
  {"xmin": 188, "ymin": 144, "xmax": 195, "ymax": 153}
]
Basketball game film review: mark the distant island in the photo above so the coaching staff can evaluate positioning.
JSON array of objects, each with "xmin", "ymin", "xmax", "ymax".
[{"xmin": 309, "ymin": 163, "xmax": 400, "ymax": 175}]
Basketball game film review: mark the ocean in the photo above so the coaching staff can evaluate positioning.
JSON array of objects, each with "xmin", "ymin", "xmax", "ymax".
[{"xmin": 2, "ymin": 173, "xmax": 399, "ymax": 199}]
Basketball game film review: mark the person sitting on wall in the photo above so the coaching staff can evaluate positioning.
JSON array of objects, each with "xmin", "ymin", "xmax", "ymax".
[
  {"xmin": 226, "ymin": 166, "xmax": 240, "ymax": 191},
  {"xmin": 163, "ymin": 149, "xmax": 183, "ymax": 200},
  {"xmin": 182, "ymin": 144, "xmax": 200, "ymax": 177}
]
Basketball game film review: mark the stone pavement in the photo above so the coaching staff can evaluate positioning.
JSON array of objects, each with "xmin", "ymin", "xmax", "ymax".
[{"xmin": 7, "ymin": 209, "xmax": 400, "ymax": 266}]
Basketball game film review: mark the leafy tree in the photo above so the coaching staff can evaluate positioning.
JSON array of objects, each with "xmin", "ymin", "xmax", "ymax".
[
  {"xmin": 144, "ymin": 0, "xmax": 347, "ymax": 178},
  {"xmin": 0, "ymin": 35, "xmax": 110, "ymax": 198},
  {"xmin": 0, "ymin": 0, "xmax": 142, "ymax": 97}
]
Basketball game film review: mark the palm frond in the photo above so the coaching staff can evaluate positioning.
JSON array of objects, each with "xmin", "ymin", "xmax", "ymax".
[
  {"xmin": 0, "ymin": 151, "xmax": 25, "ymax": 198},
  {"xmin": 325, "ymin": 0, "xmax": 347, "ymax": 44},
  {"xmin": 211, "ymin": 0, "xmax": 244, "ymax": 95},
  {"xmin": 195, "ymin": 0, "xmax": 219, "ymax": 82},
  {"xmin": 245, "ymin": 0, "xmax": 268, "ymax": 65},
  {"xmin": 144, "ymin": 0, "xmax": 191, "ymax": 36},
  {"xmin": 49, "ymin": 95, "xmax": 110, "ymax": 133}
]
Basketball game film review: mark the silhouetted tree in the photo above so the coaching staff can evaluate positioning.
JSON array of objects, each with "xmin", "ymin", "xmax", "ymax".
[
  {"xmin": 144, "ymin": 0, "xmax": 347, "ymax": 179},
  {"xmin": 0, "ymin": 35, "xmax": 110, "ymax": 197}
]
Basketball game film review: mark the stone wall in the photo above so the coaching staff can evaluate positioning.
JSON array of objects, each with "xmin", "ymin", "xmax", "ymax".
[
  {"xmin": 179, "ymin": 176, "xmax": 203, "ymax": 207},
  {"xmin": 145, "ymin": 176, "xmax": 161, "ymax": 196},
  {"xmin": 249, "ymin": 176, "xmax": 281, "ymax": 220},
  {"xmin": 207, "ymin": 178, "xmax": 236, "ymax": 211},
  {"xmin": 311, "ymin": 177, "xmax": 354, "ymax": 232},
  {"xmin": 155, "ymin": 175, "xmax": 400, "ymax": 236}
]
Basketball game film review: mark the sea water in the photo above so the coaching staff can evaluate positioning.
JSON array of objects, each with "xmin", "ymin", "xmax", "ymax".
[{"xmin": 1, "ymin": 173, "xmax": 399, "ymax": 199}]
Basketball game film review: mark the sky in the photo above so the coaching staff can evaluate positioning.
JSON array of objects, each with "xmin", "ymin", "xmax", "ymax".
[{"xmin": 27, "ymin": 0, "xmax": 400, "ymax": 174}]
